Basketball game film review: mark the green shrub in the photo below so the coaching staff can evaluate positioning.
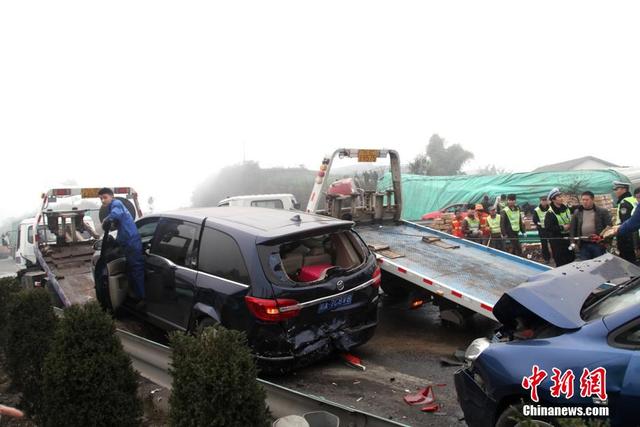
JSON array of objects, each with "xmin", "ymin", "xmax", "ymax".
[
  {"xmin": 0, "ymin": 276, "xmax": 21, "ymax": 354},
  {"xmin": 169, "ymin": 326, "xmax": 270, "ymax": 427},
  {"xmin": 5, "ymin": 287, "xmax": 57, "ymax": 419},
  {"xmin": 42, "ymin": 302, "xmax": 142, "ymax": 427}
]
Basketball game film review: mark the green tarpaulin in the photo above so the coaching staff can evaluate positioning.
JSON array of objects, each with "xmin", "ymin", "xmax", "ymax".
[{"xmin": 378, "ymin": 169, "xmax": 626, "ymax": 220}]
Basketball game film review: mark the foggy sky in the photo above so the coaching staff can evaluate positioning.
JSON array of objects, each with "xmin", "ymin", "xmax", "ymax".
[{"xmin": 1, "ymin": 1, "xmax": 639, "ymax": 221}]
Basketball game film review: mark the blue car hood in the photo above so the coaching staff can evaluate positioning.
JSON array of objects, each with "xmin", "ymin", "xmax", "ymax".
[{"xmin": 493, "ymin": 254, "xmax": 640, "ymax": 329}]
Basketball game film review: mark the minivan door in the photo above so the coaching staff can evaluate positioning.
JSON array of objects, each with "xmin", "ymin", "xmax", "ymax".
[{"xmin": 146, "ymin": 218, "xmax": 200, "ymax": 330}]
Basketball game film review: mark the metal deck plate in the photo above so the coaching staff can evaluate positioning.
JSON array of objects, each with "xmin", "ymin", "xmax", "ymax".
[{"xmin": 356, "ymin": 223, "xmax": 548, "ymax": 305}]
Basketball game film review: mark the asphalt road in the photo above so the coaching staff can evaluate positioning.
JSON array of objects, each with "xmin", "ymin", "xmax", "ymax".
[
  {"xmin": 0, "ymin": 257, "xmax": 18, "ymax": 278},
  {"xmin": 272, "ymin": 296, "xmax": 497, "ymax": 427},
  {"xmin": 119, "ymin": 294, "xmax": 497, "ymax": 427}
]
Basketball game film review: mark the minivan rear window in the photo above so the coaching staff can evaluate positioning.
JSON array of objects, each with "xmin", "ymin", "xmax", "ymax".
[{"xmin": 259, "ymin": 229, "xmax": 367, "ymax": 287}]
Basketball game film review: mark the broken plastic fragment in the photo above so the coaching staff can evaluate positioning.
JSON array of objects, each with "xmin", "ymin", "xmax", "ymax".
[
  {"xmin": 420, "ymin": 403, "xmax": 440, "ymax": 413},
  {"xmin": 340, "ymin": 352, "xmax": 366, "ymax": 371},
  {"xmin": 404, "ymin": 386, "xmax": 436, "ymax": 406}
]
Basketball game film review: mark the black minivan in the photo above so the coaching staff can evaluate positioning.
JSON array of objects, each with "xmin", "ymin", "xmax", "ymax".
[{"xmin": 94, "ymin": 207, "xmax": 380, "ymax": 368}]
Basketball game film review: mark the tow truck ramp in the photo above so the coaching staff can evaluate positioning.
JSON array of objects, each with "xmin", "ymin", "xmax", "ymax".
[{"xmin": 357, "ymin": 221, "xmax": 550, "ymax": 321}]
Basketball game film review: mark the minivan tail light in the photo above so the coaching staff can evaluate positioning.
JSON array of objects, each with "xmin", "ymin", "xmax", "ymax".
[
  {"xmin": 244, "ymin": 296, "xmax": 301, "ymax": 322},
  {"xmin": 372, "ymin": 266, "xmax": 381, "ymax": 288}
]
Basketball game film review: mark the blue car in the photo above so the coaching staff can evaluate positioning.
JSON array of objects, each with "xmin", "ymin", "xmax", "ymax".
[{"xmin": 455, "ymin": 254, "xmax": 640, "ymax": 427}]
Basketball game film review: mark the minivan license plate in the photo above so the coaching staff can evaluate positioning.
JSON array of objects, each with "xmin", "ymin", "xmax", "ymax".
[{"xmin": 318, "ymin": 293, "xmax": 353, "ymax": 314}]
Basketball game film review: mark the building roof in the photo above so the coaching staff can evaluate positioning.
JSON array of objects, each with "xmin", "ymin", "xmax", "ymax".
[{"xmin": 533, "ymin": 156, "xmax": 621, "ymax": 173}]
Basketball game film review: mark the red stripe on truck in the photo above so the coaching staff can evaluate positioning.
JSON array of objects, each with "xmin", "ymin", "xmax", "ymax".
[
  {"xmin": 397, "ymin": 267, "xmax": 407, "ymax": 274},
  {"xmin": 451, "ymin": 290, "xmax": 462, "ymax": 298},
  {"xmin": 481, "ymin": 303, "xmax": 493, "ymax": 312},
  {"xmin": 422, "ymin": 278, "xmax": 433, "ymax": 285}
]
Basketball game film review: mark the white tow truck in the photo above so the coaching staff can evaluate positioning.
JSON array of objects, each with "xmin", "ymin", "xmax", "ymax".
[
  {"xmin": 306, "ymin": 149, "xmax": 550, "ymax": 325},
  {"xmin": 16, "ymin": 186, "xmax": 142, "ymax": 306}
]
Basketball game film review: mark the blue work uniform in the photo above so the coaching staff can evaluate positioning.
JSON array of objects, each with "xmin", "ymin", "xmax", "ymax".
[{"xmin": 104, "ymin": 199, "xmax": 145, "ymax": 299}]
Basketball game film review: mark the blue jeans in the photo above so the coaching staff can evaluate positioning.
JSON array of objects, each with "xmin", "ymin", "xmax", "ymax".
[
  {"xmin": 123, "ymin": 241, "xmax": 145, "ymax": 299},
  {"xmin": 579, "ymin": 242, "xmax": 606, "ymax": 260}
]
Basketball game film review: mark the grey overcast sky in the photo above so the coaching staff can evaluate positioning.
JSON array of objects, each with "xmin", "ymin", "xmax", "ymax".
[{"xmin": 1, "ymin": 1, "xmax": 639, "ymax": 220}]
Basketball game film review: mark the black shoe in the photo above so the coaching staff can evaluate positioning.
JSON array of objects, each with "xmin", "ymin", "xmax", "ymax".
[{"xmin": 135, "ymin": 300, "xmax": 147, "ymax": 311}]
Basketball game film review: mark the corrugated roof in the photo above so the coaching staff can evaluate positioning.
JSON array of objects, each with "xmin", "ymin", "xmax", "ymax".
[{"xmin": 533, "ymin": 156, "xmax": 621, "ymax": 172}]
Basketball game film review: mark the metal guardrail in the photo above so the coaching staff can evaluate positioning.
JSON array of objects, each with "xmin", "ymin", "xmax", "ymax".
[{"xmin": 53, "ymin": 308, "xmax": 409, "ymax": 427}]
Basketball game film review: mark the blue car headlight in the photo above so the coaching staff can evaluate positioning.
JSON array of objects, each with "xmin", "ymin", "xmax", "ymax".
[{"xmin": 464, "ymin": 337, "xmax": 491, "ymax": 363}]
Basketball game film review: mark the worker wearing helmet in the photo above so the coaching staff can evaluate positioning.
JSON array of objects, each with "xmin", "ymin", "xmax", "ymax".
[
  {"xmin": 612, "ymin": 181, "xmax": 637, "ymax": 263},
  {"xmin": 486, "ymin": 206, "xmax": 503, "ymax": 251},
  {"xmin": 98, "ymin": 187, "xmax": 145, "ymax": 308},
  {"xmin": 451, "ymin": 209, "xmax": 464, "ymax": 238},
  {"xmin": 500, "ymin": 194, "xmax": 525, "ymax": 256},
  {"xmin": 462, "ymin": 204, "xmax": 483, "ymax": 242},
  {"xmin": 545, "ymin": 188, "xmax": 575, "ymax": 266},
  {"xmin": 475, "ymin": 203, "xmax": 490, "ymax": 244},
  {"xmin": 532, "ymin": 196, "xmax": 551, "ymax": 264}
]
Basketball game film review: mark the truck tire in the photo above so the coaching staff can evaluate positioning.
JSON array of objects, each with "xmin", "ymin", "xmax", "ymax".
[{"xmin": 380, "ymin": 271, "xmax": 411, "ymax": 297}]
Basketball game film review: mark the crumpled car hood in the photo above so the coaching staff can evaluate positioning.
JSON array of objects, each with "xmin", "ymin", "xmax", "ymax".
[{"xmin": 493, "ymin": 254, "xmax": 640, "ymax": 329}]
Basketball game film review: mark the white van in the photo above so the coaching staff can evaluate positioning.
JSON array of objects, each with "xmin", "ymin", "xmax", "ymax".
[
  {"xmin": 14, "ymin": 219, "xmax": 37, "ymax": 267},
  {"xmin": 217, "ymin": 194, "xmax": 299, "ymax": 210}
]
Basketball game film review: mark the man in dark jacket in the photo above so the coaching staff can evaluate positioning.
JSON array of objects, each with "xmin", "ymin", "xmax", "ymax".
[
  {"xmin": 570, "ymin": 191, "xmax": 611, "ymax": 260},
  {"xmin": 532, "ymin": 196, "xmax": 551, "ymax": 264},
  {"xmin": 500, "ymin": 194, "xmax": 525, "ymax": 256},
  {"xmin": 545, "ymin": 188, "xmax": 575, "ymax": 267}
]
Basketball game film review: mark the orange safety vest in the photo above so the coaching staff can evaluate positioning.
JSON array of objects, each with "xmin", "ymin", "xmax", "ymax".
[{"xmin": 451, "ymin": 218, "xmax": 464, "ymax": 238}]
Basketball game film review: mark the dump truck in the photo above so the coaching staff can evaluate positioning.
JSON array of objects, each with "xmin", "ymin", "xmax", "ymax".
[
  {"xmin": 306, "ymin": 149, "xmax": 550, "ymax": 325},
  {"xmin": 17, "ymin": 187, "xmax": 142, "ymax": 307}
]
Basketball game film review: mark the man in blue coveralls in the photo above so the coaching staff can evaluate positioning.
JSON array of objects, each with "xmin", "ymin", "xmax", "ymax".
[{"xmin": 98, "ymin": 187, "xmax": 145, "ymax": 308}]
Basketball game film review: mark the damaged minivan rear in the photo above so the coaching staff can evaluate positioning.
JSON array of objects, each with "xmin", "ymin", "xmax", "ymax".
[
  {"xmin": 254, "ymin": 226, "xmax": 380, "ymax": 369},
  {"xmin": 94, "ymin": 207, "xmax": 379, "ymax": 373}
]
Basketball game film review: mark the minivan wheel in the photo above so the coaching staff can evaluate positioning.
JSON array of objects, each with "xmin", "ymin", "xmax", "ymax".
[{"xmin": 496, "ymin": 402, "xmax": 556, "ymax": 427}]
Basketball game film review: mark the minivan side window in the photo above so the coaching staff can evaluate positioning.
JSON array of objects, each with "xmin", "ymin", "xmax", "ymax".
[
  {"xmin": 151, "ymin": 219, "xmax": 200, "ymax": 268},
  {"xmin": 250, "ymin": 199, "xmax": 284, "ymax": 209},
  {"xmin": 137, "ymin": 217, "xmax": 160, "ymax": 245},
  {"xmin": 198, "ymin": 227, "xmax": 250, "ymax": 285}
]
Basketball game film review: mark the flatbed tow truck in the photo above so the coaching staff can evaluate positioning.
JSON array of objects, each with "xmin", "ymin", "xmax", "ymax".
[
  {"xmin": 306, "ymin": 149, "xmax": 551, "ymax": 325},
  {"xmin": 17, "ymin": 186, "xmax": 142, "ymax": 306},
  {"xmin": 20, "ymin": 185, "xmax": 409, "ymax": 427}
]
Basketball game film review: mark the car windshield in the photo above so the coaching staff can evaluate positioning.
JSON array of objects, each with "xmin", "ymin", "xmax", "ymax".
[{"xmin": 582, "ymin": 277, "xmax": 640, "ymax": 321}]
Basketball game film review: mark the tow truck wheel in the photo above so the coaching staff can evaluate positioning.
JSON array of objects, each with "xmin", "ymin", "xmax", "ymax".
[
  {"xmin": 496, "ymin": 402, "xmax": 556, "ymax": 427},
  {"xmin": 380, "ymin": 271, "xmax": 410, "ymax": 297}
]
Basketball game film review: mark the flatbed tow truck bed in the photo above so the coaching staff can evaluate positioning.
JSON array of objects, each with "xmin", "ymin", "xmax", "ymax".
[
  {"xmin": 356, "ymin": 221, "xmax": 550, "ymax": 320},
  {"xmin": 36, "ymin": 241, "xmax": 96, "ymax": 307}
]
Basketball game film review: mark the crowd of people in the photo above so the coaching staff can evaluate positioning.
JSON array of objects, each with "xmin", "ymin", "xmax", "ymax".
[{"xmin": 448, "ymin": 181, "xmax": 640, "ymax": 267}]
